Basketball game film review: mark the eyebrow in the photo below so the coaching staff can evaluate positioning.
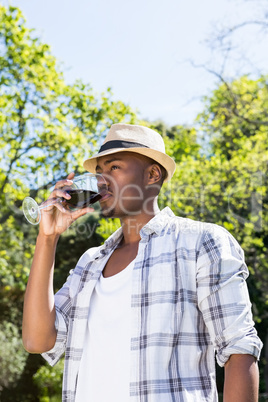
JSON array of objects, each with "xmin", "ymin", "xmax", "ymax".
[{"xmin": 95, "ymin": 157, "xmax": 123, "ymax": 171}]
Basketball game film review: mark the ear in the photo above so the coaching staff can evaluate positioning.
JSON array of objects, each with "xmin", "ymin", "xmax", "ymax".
[{"xmin": 147, "ymin": 164, "xmax": 162, "ymax": 185}]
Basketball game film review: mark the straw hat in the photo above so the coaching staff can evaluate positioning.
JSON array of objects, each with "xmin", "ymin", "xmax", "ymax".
[{"xmin": 83, "ymin": 123, "xmax": 176, "ymax": 181}]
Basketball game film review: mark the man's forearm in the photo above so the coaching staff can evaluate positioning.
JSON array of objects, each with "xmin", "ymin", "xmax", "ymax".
[
  {"xmin": 22, "ymin": 234, "xmax": 59, "ymax": 353},
  {"xmin": 223, "ymin": 354, "xmax": 259, "ymax": 402}
]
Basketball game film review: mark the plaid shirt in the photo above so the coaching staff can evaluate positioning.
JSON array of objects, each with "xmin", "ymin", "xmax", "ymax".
[{"xmin": 43, "ymin": 207, "xmax": 262, "ymax": 402}]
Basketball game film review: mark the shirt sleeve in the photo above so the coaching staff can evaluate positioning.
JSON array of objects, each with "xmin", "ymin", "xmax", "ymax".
[
  {"xmin": 41, "ymin": 272, "xmax": 75, "ymax": 366},
  {"xmin": 196, "ymin": 226, "xmax": 263, "ymax": 367},
  {"xmin": 41, "ymin": 246, "xmax": 100, "ymax": 366}
]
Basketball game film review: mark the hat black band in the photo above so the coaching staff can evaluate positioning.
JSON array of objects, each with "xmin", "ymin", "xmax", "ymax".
[{"xmin": 99, "ymin": 140, "xmax": 149, "ymax": 153}]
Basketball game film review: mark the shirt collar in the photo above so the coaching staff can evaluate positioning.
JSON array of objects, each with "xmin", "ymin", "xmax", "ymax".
[
  {"xmin": 102, "ymin": 227, "xmax": 123, "ymax": 253},
  {"xmin": 140, "ymin": 207, "xmax": 174, "ymax": 237}
]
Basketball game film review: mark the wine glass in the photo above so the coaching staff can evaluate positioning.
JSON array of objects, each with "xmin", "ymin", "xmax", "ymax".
[{"xmin": 22, "ymin": 173, "xmax": 107, "ymax": 225}]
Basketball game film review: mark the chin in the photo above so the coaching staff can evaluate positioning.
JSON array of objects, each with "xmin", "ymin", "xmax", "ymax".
[{"xmin": 100, "ymin": 208, "xmax": 116, "ymax": 219}]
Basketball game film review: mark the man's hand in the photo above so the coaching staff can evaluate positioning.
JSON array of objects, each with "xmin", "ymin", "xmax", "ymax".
[
  {"xmin": 39, "ymin": 172, "xmax": 93, "ymax": 237},
  {"xmin": 224, "ymin": 354, "xmax": 259, "ymax": 402}
]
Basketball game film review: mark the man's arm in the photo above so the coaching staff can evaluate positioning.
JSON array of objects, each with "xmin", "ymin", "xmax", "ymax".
[
  {"xmin": 22, "ymin": 173, "xmax": 92, "ymax": 353},
  {"xmin": 223, "ymin": 354, "xmax": 259, "ymax": 402},
  {"xmin": 22, "ymin": 233, "xmax": 59, "ymax": 353}
]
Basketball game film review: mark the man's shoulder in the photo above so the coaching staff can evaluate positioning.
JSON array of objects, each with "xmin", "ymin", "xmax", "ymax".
[
  {"xmin": 75, "ymin": 227, "xmax": 123, "ymax": 268},
  {"xmin": 159, "ymin": 208, "xmax": 239, "ymax": 252},
  {"xmin": 163, "ymin": 208, "xmax": 226, "ymax": 237},
  {"xmin": 77, "ymin": 245, "xmax": 104, "ymax": 266}
]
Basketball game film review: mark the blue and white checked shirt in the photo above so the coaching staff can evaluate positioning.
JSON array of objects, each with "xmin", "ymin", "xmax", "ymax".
[{"xmin": 43, "ymin": 207, "xmax": 262, "ymax": 401}]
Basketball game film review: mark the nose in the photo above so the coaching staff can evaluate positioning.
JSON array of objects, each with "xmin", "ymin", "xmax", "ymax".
[{"xmin": 97, "ymin": 173, "xmax": 109, "ymax": 191}]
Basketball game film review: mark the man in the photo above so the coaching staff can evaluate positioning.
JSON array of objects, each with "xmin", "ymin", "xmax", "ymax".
[{"xmin": 22, "ymin": 123, "xmax": 263, "ymax": 402}]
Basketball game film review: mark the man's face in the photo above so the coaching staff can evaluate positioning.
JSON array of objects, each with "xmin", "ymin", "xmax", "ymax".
[{"xmin": 95, "ymin": 152, "xmax": 151, "ymax": 219}]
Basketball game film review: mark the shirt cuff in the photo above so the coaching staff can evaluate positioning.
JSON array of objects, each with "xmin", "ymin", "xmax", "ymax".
[
  {"xmin": 216, "ymin": 328, "xmax": 263, "ymax": 367},
  {"xmin": 41, "ymin": 309, "xmax": 67, "ymax": 367}
]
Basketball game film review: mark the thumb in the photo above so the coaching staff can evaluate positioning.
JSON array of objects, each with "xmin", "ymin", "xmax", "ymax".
[
  {"xmin": 71, "ymin": 207, "xmax": 94, "ymax": 221},
  {"xmin": 67, "ymin": 172, "xmax": 75, "ymax": 180}
]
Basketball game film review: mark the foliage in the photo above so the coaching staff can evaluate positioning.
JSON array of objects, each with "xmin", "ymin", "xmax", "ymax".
[
  {"xmin": 198, "ymin": 75, "xmax": 268, "ymax": 158},
  {"xmin": 159, "ymin": 75, "xmax": 268, "ymax": 392},
  {"xmin": 33, "ymin": 359, "xmax": 64, "ymax": 399},
  {"xmin": 0, "ymin": 3, "xmax": 267, "ymax": 400},
  {"xmin": 96, "ymin": 216, "xmax": 121, "ymax": 242},
  {"xmin": 151, "ymin": 121, "xmax": 201, "ymax": 163},
  {"xmin": 0, "ymin": 3, "xmax": 137, "ymax": 293},
  {"xmin": 196, "ymin": 76, "xmax": 268, "ymax": 311},
  {"xmin": 0, "ymin": 4, "xmax": 137, "ymax": 400},
  {"xmin": 0, "ymin": 321, "xmax": 28, "ymax": 390},
  {"xmin": 0, "ymin": 4, "xmax": 136, "ymax": 192}
]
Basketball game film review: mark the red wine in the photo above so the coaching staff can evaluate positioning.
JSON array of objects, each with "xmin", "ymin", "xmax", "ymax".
[{"xmin": 64, "ymin": 189, "xmax": 102, "ymax": 209}]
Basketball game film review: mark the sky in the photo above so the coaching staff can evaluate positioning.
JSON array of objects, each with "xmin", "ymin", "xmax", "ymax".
[{"xmin": 2, "ymin": 0, "xmax": 268, "ymax": 125}]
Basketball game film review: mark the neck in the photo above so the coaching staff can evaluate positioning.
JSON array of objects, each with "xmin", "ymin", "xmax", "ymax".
[{"xmin": 120, "ymin": 198, "xmax": 160, "ymax": 245}]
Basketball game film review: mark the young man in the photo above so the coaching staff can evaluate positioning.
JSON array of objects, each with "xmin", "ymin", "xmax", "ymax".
[{"xmin": 22, "ymin": 123, "xmax": 263, "ymax": 402}]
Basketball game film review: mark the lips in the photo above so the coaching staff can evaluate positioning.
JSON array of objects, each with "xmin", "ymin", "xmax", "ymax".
[{"xmin": 99, "ymin": 191, "xmax": 112, "ymax": 203}]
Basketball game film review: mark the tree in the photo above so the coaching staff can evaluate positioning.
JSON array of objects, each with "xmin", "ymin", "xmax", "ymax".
[
  {"xmin": 199, "ymin": 75, "xmax": 268, "ymax": 157},
  {"xmin": 190, "ymin": 5, "xmax": 268, "ymax": 390},
  {"xmin": 1, "ymin": 3, "xmax": 267, "ymax": 399},
  {"xmin": 0, "ymin": 321, "xmax": 28, "ymax": 391},
  {"xmin": 0, "ymin": 5, "xmax": 137, "ymax": 400},
  {"xmin": 205, "ymin": 0, "xmax": 268, "ymax": 76},
  {"xmin": 0, "ymin": 3, "xmax": 137, "ymax": 288},
  {"xmin": 159, "ymin": 75, "xmax": 268, "ymax": 393}
]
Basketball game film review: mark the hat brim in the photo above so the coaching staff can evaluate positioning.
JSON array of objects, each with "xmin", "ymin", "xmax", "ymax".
[{"xmin": 83, "ymin": 147, "xmax": 176, "ymax": 182}]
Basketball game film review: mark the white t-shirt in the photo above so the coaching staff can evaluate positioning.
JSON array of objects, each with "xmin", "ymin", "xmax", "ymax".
[{"xmin": 75, "ymin": 259, "xmax": 134, "ymax": 402}]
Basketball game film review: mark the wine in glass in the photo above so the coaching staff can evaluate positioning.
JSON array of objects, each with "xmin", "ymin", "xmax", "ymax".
[{"xmin": 22, "ymin": 173, "xmax": 107, "ymax": 225}]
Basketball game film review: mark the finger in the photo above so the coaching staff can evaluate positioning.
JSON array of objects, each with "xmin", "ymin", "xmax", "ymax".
[
  {"xmin": 70, "ymin": 207, "xmax": 94, "ymax": 221},
  {"xmin": 53, "ymin": 173, "xmax": 75, "ymax": 192},
  {"xmin": 54, "ymin": 179, "xmax": 73, "ymax": 190},
  {"xmin": 51, "ymin": 204, "xmax": 93, "ymax": 225},
  {"xmin": 53, "ymin": 202, "xmax": 73, "ymax": 215},
  {"xmin": 67, "ymin": 172, "xmax": 75, "ymax": 180},
  {"xmin": 48, "ymin": 189, "xmax": 72, "ymax": 201}
]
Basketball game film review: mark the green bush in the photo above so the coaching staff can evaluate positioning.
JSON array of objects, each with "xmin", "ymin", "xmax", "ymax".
[
  {"xmin": 0, "ymin": 321, "xmax": 28, "ymax": 391},
  {"xmin": 33, "ymin": 358, "xmax": 64, "ymax": 399}
]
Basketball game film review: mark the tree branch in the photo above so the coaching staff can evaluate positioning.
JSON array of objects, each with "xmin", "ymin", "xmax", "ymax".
[
  {"xmin": 207, "ymin": 19, "xmax": 268, "ymax": 51},
  {"xmin": 189, "ymin": 60, "xmax": 268, "ymax": 127},
  {"xmin": 0, "ymin": 101, "xmax": 27, "ymax": 194}
]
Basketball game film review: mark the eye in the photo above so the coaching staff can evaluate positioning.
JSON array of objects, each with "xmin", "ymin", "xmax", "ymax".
[{"xmin": 111, "ymin": 165, "xmax": 119, "ymax": 171}]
